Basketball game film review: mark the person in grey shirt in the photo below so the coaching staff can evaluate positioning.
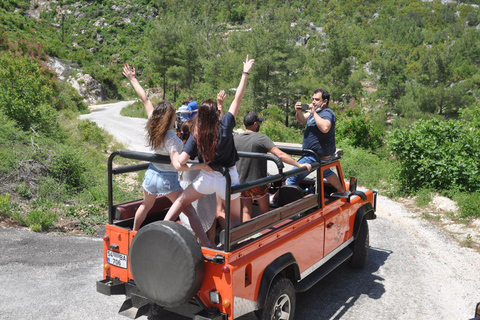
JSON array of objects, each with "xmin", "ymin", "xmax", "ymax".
[{"xmin": 234, "ymin": 112, "xmax": 311, "ymax": 222}]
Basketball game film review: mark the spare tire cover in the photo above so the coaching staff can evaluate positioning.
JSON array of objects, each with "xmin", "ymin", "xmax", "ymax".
[{"xmin": 129, "ymin": 221, "xmax": 205, "ymax": 308}]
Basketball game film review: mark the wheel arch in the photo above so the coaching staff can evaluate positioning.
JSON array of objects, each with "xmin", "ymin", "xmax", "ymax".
[
  {"xmin": 256, "ymin": 252, "xmax": 300, "ymax": 310},
  {"xmin": 353, "ymin": 203, "xmax": 375, "ymax": 240}
]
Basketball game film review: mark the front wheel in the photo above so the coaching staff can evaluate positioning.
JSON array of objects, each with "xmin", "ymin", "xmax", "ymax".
[
  {"xmin": 255, "ymin": 277, "xmax": 296, "ymax": 320},
  {"xmin": 349, "ymin": 218, "xmax": 369, "ymax": 268}
]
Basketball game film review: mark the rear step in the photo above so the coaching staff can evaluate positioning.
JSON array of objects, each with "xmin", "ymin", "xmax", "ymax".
[
  {"xmin": 118, "ymin": 294, "xmax": 150, "ymax": 319},
  {"xmin": 295, "ymin": 247, "xmax": 353, "ymax": 292}
]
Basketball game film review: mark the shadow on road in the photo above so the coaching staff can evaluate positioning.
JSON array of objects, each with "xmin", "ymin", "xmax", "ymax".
[
  {"xmin": 296, "ymin": 246, "xmax": 391, "ymax": 319},
  {"xmin": 147, "ymin": 247, "xmax": 391, "ymax": 320}
]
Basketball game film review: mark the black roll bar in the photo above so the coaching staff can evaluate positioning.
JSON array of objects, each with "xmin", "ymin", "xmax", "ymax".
[
  {"xmin": 106, "ymin": 150, "xmax": 287, "ymax": 226},
  {"xmin": 106, "ymin": 148, "xmax": 322, "ymax": 251},
  {"xmin": 107, "ymin": 151, "xmax": 172, "ymax": 224}
]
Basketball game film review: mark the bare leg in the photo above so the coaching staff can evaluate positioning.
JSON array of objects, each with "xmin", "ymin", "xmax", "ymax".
[
  {"xmin": 215, "ymin": 195, "xmax": 241, "ymax": 228},
  {"xmin": 215, "ymin": 194, "xmax": 225, "ymax": 230},
  {"xmin": 164, "ymin": 187, "xmax": 212, "ymax": 247},
  {"xmin": 133, "ymin": 190, "xmax": 157, "ymax": 231},
  {"xmin": 230, "ymin": 197, "xmax": 241, "ymax": 227},
  {"xmin": 206, "ymin": 219, "xmax": 216, "ymax": 245},
  {"xmin": 256, "ymin": 194, "xmax": 270, "ymax": 215},
  {"xmin": 180, "ymin": 202, "xmax": 213, "ymax": 248},
  {"xmin": 326, "ymin": 173, "xmax": 345, "ymax": 193},
  {"xmin": 241, "ymin": 197, "xmax": 254, "ymax": 222},
  {"xmin": 164, "ymin": 185, "xmax": 203, "ymax": 221}
]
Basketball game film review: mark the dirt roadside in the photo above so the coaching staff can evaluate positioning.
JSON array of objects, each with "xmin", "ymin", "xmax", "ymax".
[{"xmin": 397, "ymin": 195, "xmax": 480, "ymax": 253}]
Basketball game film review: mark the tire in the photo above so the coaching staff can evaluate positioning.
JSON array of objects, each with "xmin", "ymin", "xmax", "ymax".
[
  {"xmin": 349, "ymin": 218, "xmax": 369, "ymax": 268},
  {"xmin": 129, "ymin": 221, "xmax": 205, "ymax": 308},
  {"xmin": 255, "ymin": 277, "xmax": 296, "ymax": 320}
]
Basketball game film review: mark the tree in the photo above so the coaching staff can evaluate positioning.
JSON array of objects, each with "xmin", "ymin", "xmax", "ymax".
[{"xmin": 148, "ymin": 15, "xmax": 179, "ymax": 99}]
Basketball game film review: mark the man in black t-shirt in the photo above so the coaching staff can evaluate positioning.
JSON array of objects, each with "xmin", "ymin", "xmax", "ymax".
[{"xmin": 234, "ymin": 112, "xmax": 311, "ymax": 222}]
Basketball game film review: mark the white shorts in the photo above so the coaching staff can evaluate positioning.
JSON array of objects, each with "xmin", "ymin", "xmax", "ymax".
[
  {"xmin": 179, "ymin": 170, "xmax": 217, "ymax": 233},
  {"xmin": 192, "ymin": 166, "xmax": 240, "ymax": 201}
]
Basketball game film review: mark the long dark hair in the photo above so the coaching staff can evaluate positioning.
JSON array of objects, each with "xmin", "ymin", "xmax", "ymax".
[
  {"xmin": 146, "ymin": 101, "xmax": 176, "ymax": 150},
  {"xmin": 192, "ymin": 99, "xmax": 220, "ymax": 163},
  {"xmin": 179, "ymin": 119, "xmax": 192, "ymax": 144}
]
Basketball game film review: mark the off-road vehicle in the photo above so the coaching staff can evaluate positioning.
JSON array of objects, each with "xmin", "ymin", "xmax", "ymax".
[{"xmin": 97, "ymin": 147, "xmax": 377, "ymax": 320}]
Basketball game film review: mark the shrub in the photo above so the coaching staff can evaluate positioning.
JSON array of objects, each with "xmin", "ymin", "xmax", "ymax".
[
  {"xmin": 260, "ymin": 106, "xmax": 303, "ymax": 144},
  {"xmin": 0, "ymin": 193, "xmax": 11, "ymax": 214},
  {"xmin": 49, "ymin": 147, "xmax": 87, "ymax": 191},
  {"xmin": 26, "ymin": 207, "xmax": 57, "ymax": 232},
  {"xmin": 78, "ymin": 120, "xmax": 108, "ymax": 149},
  {"xmin": 388, "ymin": 118, "xmax": 480, "ymax": 192},
  {"xmin": 0, "ymin": 193, "xmax": 24, "ymax": 224},
  {"xmin": 453, "ymin": 192, "xmax": 480, "ymax": 219},
  {"xmin": 0, "ymin": 52, "xmax": 58, "ymax": 134},
  {"xmin": 339, "ymin": 144, "xmax": 400, "ymax": 196},
  {"xmin": 336, "ymin": 103, "xmax": 384, "ymax": 150},
  {"xmin": 0, "ymin": 112, "xmax": 27, "ymax": 174},
  {"xmin": 414, "ymin": 188, "xmax": 434, "ymax": 207}
]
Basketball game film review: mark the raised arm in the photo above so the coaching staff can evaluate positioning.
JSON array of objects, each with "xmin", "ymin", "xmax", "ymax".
[
  {"xmin": 122, "ymin": 64, "xmax": 154, "ymax": 117},
  {"xmin": 228, "ymin": 55, "xmax": 255, "ymax": 118},
  {"xmin": 294, "ymin": 101, "xmax": 310, "ymax": 124},
  {"xmin": 216, "ymin": 90, "xmax": 226, "ymax": 119}
]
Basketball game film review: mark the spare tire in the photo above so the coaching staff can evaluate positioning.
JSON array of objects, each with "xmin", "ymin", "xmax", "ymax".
[{"xmin": 129, "ymin": 221, "xmax": 205, "ymax": 308}]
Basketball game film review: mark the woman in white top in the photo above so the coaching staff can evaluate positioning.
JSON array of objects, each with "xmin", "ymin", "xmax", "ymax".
[{"xmin": 122, "ymin": 64, "xmax": 212, "ymax": 247}]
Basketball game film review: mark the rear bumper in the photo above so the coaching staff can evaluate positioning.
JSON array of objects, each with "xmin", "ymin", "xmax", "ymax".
[
  {"xmin": 97, "ymin": 278, "xmax": 227, "ymax": 320},
  {"xmin": 96, "ymin": 278, "xmax": 126, "ymax": 296}
]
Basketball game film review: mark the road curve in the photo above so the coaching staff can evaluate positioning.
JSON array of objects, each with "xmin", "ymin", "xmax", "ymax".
[{"xmin": 79, "ymin": 101, "xmax": 151, "ymax": 153}]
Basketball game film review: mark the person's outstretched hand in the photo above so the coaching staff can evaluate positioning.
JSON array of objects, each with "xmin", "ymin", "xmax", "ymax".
[
  {"xmin": 122, "ymin": 63, "xmax": 136, "ymax": 82},
  {"xmin": 217, "ymin": 90, "xmax": 226, "ymax": 105},
  {"xmin": 243, "ymin": 55, "xmax": 255, "ymax": 74}
]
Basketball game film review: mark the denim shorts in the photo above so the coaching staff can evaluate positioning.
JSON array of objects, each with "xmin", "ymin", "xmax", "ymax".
[{"xmin": 142, "ymin": 164, "xmax": 182, "ymax": 196}]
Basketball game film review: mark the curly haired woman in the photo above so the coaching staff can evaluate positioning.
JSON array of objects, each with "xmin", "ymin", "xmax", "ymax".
[{"xmin": 122, "ymin": 64, "xmax": 212, "ymax": 247}]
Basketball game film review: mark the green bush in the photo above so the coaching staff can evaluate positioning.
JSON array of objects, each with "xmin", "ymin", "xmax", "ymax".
[
  {"xmin": 48, "ymin": 147, "xmax": 87, "ymax": 191},
  {"xmin": 260, "ymin": 106, "xmax": 303, "ymax": 144},
  {"xmin": 336, "ymin": 104, "xmax": 384, "ymax": 151},
  {"xmin": 388, "ymin": 118, "xmax": 480, "ymax": 192},
  {"xmin": 414, "ymin": 188, "xmax": 434, "ymax": 207},
  {"xmin": 453, "ymin": 192, "xmax": 480, "ymax": 219},
  {"xmin": 26, "ymin": 207, "xmax": 57, "ymax": 232},
  {"xmin": 0, "ymin": 52, "xmax": 58, "ymax": 134},
  {"xmin": 78, "ymin": 120, "xmax": 108, "ymax": 149},
  {"xmin": 339, "ymin": 144, "xmax": 400, "ymax": 196},
  {"xmin": 0, "ymin": 193, "xmax": 11, "ymax": 214},
  {"xmin": 0, "ymin": 112, "xmax": 27, "ymax": 174},
  {"xmin": 0, "ymin": 193, "xmax": 24, "ymax": 224}
]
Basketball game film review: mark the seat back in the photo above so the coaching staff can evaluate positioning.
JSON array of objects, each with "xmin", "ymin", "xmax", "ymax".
[{"xmin": 277, "ymin": 185, "xmax": 305, "ymax": 206}]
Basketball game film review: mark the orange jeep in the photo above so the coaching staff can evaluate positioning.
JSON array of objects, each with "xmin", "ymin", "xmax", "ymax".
[{"xmin": 97, "ymin": 147, "xmax": 377, "ymax": 320}]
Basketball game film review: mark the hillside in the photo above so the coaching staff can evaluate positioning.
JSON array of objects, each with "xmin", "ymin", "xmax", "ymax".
[{"xmin": 0, "ymin": 0, "xmax": 479, "ymax": 236}]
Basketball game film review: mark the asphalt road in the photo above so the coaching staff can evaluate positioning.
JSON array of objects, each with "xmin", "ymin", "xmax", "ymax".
[{"xmin": 1, "ymin": 102, "xmax": 478, "ymax": 320}]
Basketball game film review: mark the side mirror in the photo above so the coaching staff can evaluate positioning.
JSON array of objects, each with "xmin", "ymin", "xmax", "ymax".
[{"xmin": 349, "ymin": 177, "xmax": 357, "ymax": 194}]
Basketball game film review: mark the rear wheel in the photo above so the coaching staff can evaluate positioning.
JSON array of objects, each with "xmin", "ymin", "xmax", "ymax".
[
  {"xmin": 350, "ymin": 218, "xmax": 369, "ymax": 268},
  {"xmin": 255, "ymin": 277, "xmax": 296, "ymax": 320}
]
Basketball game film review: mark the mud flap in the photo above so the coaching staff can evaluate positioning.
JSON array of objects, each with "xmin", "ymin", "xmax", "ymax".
[{"xmin": 118, "ymin": 295, "xmax": 150, "ymax": 319}]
